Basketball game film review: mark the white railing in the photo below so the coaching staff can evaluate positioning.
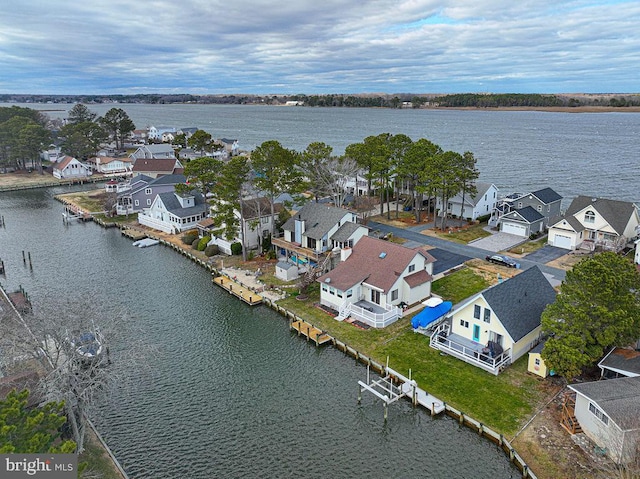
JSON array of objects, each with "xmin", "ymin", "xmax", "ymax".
[
  {"xmin": 430, "ymin": 327, "xmax": 511, "ymax": 375},
  {"xmin": 348, "ymin": 303, "xmax": 402, "ymax": 329},
  {"xmin": 137, "ymin": 213, "xmax": 175, "ymax": 234}
]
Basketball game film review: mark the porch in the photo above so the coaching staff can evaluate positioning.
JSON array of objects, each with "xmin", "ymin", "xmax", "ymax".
[
  {"xmin": 271, "ymin": 237, "xmax": 323, "ymax": 263},
  {"xmin": 338, "ymin": 300, "xmax": 402, "ymax": 329},
  {"xmin": 429, "ymin": 322, "xmax": 511, "ymax": 375}
]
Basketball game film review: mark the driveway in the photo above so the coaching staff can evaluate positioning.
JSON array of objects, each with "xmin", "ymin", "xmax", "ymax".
[
  {"xmin": 428, "ymin": 248, "xmax": 471, "ymax": 275},
  {"xmin": 524, "ymin": 245, "xmax": 570, "ymax": 264},
  {"xmin": 468, "ymin": 232, "xmax": 526, "ymax": 252}
]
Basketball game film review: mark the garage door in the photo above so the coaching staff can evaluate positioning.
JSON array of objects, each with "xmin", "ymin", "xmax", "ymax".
[
  {"xmin": 501, "ymin": 222, "xmax": 527, "ymax": 237},
  {"xmin": 553, "ymin": 234, "xmax": 573, "ymax": 250}
]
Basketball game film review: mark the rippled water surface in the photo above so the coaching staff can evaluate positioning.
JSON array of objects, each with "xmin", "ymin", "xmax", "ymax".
[{"xmin": 0, "ymin": 188, "xmax": 519, "ymax": 478}]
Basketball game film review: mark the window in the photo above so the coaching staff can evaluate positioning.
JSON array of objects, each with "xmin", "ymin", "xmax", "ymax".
[
  {"xmin": 484, "ymin": 308, "xmax": 491, "ymax": 323},
  {"xmin": 329, "ymin": 287, "xmax": 335, "ymax": 295},
  {"xmin": 391, "ymin": 289, "xmax": 398, "ymax": 301},
  {"xmin": 589, "ymin": 402, "xmax": 609, "ymax": 425},
  {"xmin": 134, "ymin": 200, "xmax": 139, "ymax": 206},
  {"xmin": 145, "ymin": 188, "xmax": 152, "ymax": 195},
  {"xmin": 474, "ymin": 305, "xmax": 481, "ymax": 319},
  {"xmin": 408, "ymin": 264, "xmax": 415, "ymax": 273},
  {"xmin": 261, "ymin": 216, "xmax": 269, "ymax": 224},
  {"xmin": 584, "ymin": 210, "xmax": 595, "ymax": 223},
  {"xmin": 534, "ymin": 358, "xmax": 540, "ymax": 366},
  {"xmin": 146, "ymin": 199, "xmax": 152, "ymax": 206},
  {"xmin": 337, "ymin": 291, "xmax": 343, "ymax": 298},
  {"xmin": 537, "ymin": 205, "xmax": 542, "ymax": 212},
  {"xmin": 322, "ymin": 284, "xmax": 328, "ymax": 292},
  {"xmin": 518, "ymin": 202, "xmax": 523, "ymax": 208},
  {"xmin": 346, "ymin": 289, "xmax": 353, "ymax": 298},
  {"xmin": 459, "ymin": 319, "xmax": 469, "ymax": 328}
]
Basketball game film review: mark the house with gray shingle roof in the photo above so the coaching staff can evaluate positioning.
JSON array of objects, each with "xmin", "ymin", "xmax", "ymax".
[
  {"xmin": 430, "ymin": 266, "xmax": 556, "ymax": 375},
  {"xmin": 138, "ymin": 190, "xmax": 208, "ymax": 234},
  {"xmin": 569, "ymin": 376, "xmax": 640, "ymax": 464},
  {"xmin": 129, "ymin": 143, "xmax": 176, "ymax": 161},
  {"xmin": 490, "ymin": 187, "xmax": 562, "ymax": 228},
  {"xmin": 316, "ymin": 236, "xmax": 436, "ymax": 328},
  {"xmin": 598, "ymin": 347, "xmax": 640, "ymax": 379},
  {"xmin": 499, "ymin": 205, "xmax": 545, "ymax": 237},
  {"xmin": 116, "ymin": 174, "xmax": 186, "ymax": 215},
  {"xmin": 272, "ymin": 202, "xmax": 368, "ymax": 268},
  {"xmin": 548, "ymin": 196, "xmax": 640, "ymax": 251}
]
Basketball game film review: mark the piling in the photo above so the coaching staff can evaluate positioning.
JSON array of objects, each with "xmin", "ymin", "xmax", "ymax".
[
  {"xmin": 22, "ymin": 250, "xmax": 25, "ymax": 264},
  {"xmin": 28, "ymin": 252, "xmax": 32, "ymax": 270}
]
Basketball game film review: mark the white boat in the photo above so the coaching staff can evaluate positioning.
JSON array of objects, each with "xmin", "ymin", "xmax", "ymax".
[{"xmin": 132, "ymin": 238, "xmax": 160, "ymax": 248}]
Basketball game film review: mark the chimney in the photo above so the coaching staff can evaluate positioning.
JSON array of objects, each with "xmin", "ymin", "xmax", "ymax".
[{"xmin": 341, "ymin": 247, "xmax": 352, "ymax": 262}]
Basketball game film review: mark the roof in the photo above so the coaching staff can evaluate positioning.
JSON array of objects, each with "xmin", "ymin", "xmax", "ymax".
[
  {"xmin": 503, "ymin": 206, "xmax": 545, "ymax": 224},
  {"xmin": 282, "ymin": 203, "xmax": 356, "ymax": 240},
  {"xmin": 125, "ymin": 174, "xmax": 186, "ymax": 197},
  {"xmin": 529, "ymin": 340, "xmax": 546, "ymax": 354},
  {"xmin": 197, "ymin": 218, "xmax": 215, "ymax": 228},
  {"xmin": 54, "ymin": 156, "xmax": 76, "ymax": 170},
  {"xmin": 480, "ymin": 266, "xmax": 557, "ymax": 342},
  {"xmin": 317, "ymin": 236, "xmax": 434, "ymax": 292},
  {"xmin": 598, "ymin": 347, "xmax": 640, "ymax": 377},
  {"xmin": 132, "ymin": 159, "xmax": 180, "ymax": 173},
  {"xmin": 565, "ymin": 196, "xmax": 639, "ymax": 235},
  {"xmin": 569, "ymin": 376, "xmax": 640, "ymax": 430},
  {"xmin": 331, "ymin": 222, "xmax": 365, "ymax": 242},
  {"xmin": 241, "ymin": 197, "xmax": 283, "ymax": 219},
  {"xmin": 403, "ymin": 269, "xmax": 433, "ymax": 287},
  {"xmin": 517, "ymin": 187, "xmax": 563, "ymax": 205},
  {"xmin": 156, "ymin": 191, "xmax": 208, "ymax": 218},
  {"xmin": 96, "ymin": 156, "xmax": 132, "ymax": 165},
  {"xmin": 449, "ymin": 182, "xmax": 495, "ymax": 206}
]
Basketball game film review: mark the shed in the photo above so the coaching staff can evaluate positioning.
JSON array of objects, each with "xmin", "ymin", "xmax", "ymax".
[
  {"xmin": 527, "ymin": 341, "xmax": 549, "ymax": 378},
  {"xmin": 275, "ymin": 261, "xmax": 299, "ymax": 282}
]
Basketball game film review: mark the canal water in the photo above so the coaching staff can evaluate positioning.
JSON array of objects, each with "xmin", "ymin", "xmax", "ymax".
[{"xmin": 0, "ymin": 187, "xmax": 519, "ymax": 478}]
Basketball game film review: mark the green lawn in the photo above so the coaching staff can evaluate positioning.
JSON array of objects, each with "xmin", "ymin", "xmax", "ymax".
[
  {"xmin": 431, "ymin": 267, "xmax": 489, "ymax": 303},
  {"xmin": 276, "ymin": 267, "xmax": 541, "ymax": 436},
  {"xmin": 432, "ymin": 222, "xmax": 492, "ymax": 244},
  {"xmin": 507, "ymin": 238, "xmax": 547, "ymax": 255}
]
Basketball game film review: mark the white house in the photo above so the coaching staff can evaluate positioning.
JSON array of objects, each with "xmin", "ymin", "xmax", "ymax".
[
  {"xmin": 569, "ymin": 376, "xmax": 640, "ymax": 464},
  {"xmin": 430, "ymin": 266, "xmax": 556, "ymax": 375},
  {"xmin": 548, "ymin": 196, "xmax": 640, "ymax": 251},
  {"xmin": 148, "ymin": 126, "xmax": 177, "ymax": 141},
  {"xmin": 52, "ymin": 156, "xmax": 92, "ymax": 180},
  {"xmin": 138, "ymin": 190, "xmax": 208, "ymax": 234},
  {"xmin": 129, "ymin": 144, "xmax": 176, "ymax": 161},
  {"xmin": 437, "ymin": 182, "xmax": 499, "ymax": 221},
  {"xmin": 86, "ymin": 156, "xmax": 133, "ymax": 175},
  {"xmin": 635, "ymin": 238, "xmax": 640, "ymax": 265},
  {"xmin": 316, "ymin": 236, "xmax": 436, "ymax": 328}
]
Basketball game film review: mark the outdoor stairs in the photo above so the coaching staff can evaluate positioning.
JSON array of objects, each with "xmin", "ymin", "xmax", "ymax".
[
  {"xmin": 560, "ymin": 394, "xmax": 583, "ymax": 434},
  {"xmin": 335, "ymin": 304, "xmax": 351, "ymax": 322}
]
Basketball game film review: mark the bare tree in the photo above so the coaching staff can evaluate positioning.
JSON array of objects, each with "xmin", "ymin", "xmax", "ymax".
[
  {"xmin": 312, "ymin": 155, "xmax": 359, "ymax": 207},
  {"xmin": 1, "ymin": 294, "xmax": 151, "ymax": 452}
]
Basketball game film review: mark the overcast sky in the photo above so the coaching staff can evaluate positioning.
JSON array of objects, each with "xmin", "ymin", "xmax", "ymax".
[{"xmin": 1, "ymin": 1, "xmax": 638, "ymax": 95}]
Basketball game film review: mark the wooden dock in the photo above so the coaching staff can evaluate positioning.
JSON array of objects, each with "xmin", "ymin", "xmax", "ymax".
[
  {"xmin": 121, "ymin": 228, "xmax": 147, "ymax": 241},
  {"xmin": 212, "ymin": 275, "xmax": 263, "ymax": 306},
  {"xmin": 290, "ymin": 319, "xmax": 332, "ymax": 346}
]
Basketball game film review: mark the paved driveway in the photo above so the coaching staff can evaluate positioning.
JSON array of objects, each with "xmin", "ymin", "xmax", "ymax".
[
  {"xmin": 524, "ymin": 245, "xmax": 570, "ymax": 264},
  {"xmin": 428, "ymin": 248, "xmax": 472, "ymax": 275},
  {"xmin": 468, "ymin": 232, "xmax": 526, "ymax": 252}
]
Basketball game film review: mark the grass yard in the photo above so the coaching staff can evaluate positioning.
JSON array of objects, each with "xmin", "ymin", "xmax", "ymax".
[
  {"xmin": 508, "ymin": 238, "xmax": 547, "ymax": 255},
  {"xmin": 432, "ymin": 222, "xmax": 492, "ymax": 244},
  {"xmin": 431, "ymin": 267, "xmax": 489, "ymax": 303}
]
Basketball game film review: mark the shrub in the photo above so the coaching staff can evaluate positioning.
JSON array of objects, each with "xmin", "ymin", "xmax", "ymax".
[
  {"xmin": 191, "ymin": 237, "xmax": 200, "ymax": 249},
  {"xmin": 204, "ymin": 244, "xmax": 219, "ymax": 257},
  {"xmin": 197, "ymin": 235, "xmax": 211, "ymax": 251},
  {"xmin": 181, "ymin": 232, "xmax": 199, "ymax": 245},
  {"xmin": 231, "ymin": 242, "xmax": 242, "ymax": 255},
  {"xmin": 476, "ymin": 213, "xmax": 491, "ymax": 223}
]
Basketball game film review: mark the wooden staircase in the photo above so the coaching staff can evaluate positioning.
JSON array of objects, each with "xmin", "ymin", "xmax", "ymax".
[{"xmin": 560, "ymin": 393, "xmax": 583, "ymax": 434}]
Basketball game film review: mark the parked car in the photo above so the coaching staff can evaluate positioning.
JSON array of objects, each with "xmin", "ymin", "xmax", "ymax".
[{"xmin": 485, "ymin": 254, "xmax": 518, "ymax": 268}]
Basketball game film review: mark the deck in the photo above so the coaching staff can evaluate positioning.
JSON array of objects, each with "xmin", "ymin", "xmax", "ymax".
[
  {"xmin": 212, "ymin": 275, "xmax": 263, "ymax": 306},
  {"xmin": 290, "ymin": 319, "xmax": 332, "ymax": 346}
]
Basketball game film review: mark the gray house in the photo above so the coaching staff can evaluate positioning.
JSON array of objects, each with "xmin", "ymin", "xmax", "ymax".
[
  {"xmin": 598, "ymin": 347, "xmax": 640, "ymax": 379},
  {"xmin": 129, "ymin": 144, "xmax": 176, "ymax": 161},
  {"xmin": 569, "ymin": 376, "xmax": 640, "ymax": 464},
  {"xmin": 116, "ymin": 174, "xmax": 186, "ymax": 215},
  {"xmin": 511, "ymin": 188, "xmax": 563, "ymax": 226},
  {"xmin": 499, "ymin": 206, "xmax": 545, "ymax": 237}
]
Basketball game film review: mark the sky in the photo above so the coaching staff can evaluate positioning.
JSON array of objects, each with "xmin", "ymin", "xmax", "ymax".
[{"xmin": 0, "ymin": 1, "xmax": 638, "ymax": 95}]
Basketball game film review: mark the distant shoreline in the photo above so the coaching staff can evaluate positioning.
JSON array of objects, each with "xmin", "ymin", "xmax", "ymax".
[{"xmin": 429, "ymin": 105, "xmax": 640, "ymax": 113}]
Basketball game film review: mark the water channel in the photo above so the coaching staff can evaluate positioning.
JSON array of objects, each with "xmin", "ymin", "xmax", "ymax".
[{"xmin": 0, "ymin": 186, "xmax": 519, "ymax": 478}]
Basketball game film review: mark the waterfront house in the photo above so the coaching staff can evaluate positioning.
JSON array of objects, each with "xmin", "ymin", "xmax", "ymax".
[
  {"xmin": 138, "ymin": 190, "xmax": 208, "ymax": 234},
  {"xmin": 430, "ymin": 266, "xmax": 556, "ymax": 375},
  {"xmin": 272, "ymin": 202, "xmax": 368, "ymax": 269},
  {"xmin": 217, "ymin": 138, "xmax": 239, "ymax": 157},
  {"xmin": 147, "ymin": 126, "xmax": 177, "ymax": 142},
  {"xmin": 52, "ymin": 156, "xmax": 92, "ymax": 180},
  {"xmin": 598, "ymin": 347, "xmax": 640, "ymax": 379},
  {"xmin": 116, "ymin": 174, "xmax": 186, "ymax": 215},
  {"xmin": 131, "ymin": 158, "xmax": 184, "ymax": 179},
  {"xmin": 130, "ymin": 129, "xmax": 148, "ymax": 144},
  {"xmin": 316, "ymin": 236, "xmax": 435, "ymax": 328},
  {"xmin": 568, "ymin": 376, "xmax": 640, "ymax": 464},
  {"xmin": 436, "ymin": 182, "xmax": 499, "ymax": 221},
  {"xmin": 86, "ymin": 156, "xmax": 133, "ymax": 175},
  {"xmin": 490, "ymin": 188, "xmax": 562, "ymax": 228},
  {"xmin": 499, "ymin": 206, "xmax": 545, "ymax": 237},
  {"xmin": 178, "ymin": 127, "xmax": 198, "ymax": 139},
  {"xmin": 547, "ymin": 196, "xmax": 640, "ymax": 251},
  {"xmin": 129, "ymin": 144, "xmax": 176, "ymax": 161}
]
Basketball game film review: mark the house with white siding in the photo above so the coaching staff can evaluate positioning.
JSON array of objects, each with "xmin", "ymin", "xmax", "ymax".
[
  {"xmin": 437, "ymin": 182, "xmax": 499, "ymax": 221},
  {"xmin": 87, "ymin": 156, "xmax": 133, "ymax": 175},
  {"xmin": 138, "ymin": 190, "xmax": 208, "ymax": 234},
  {"xmin": 52, "ymin": 156, "xmax": 92, "ymax": 180},
  {"xmin": 430, "ymin": 266, "xmax": 556, "ymax": 375}
]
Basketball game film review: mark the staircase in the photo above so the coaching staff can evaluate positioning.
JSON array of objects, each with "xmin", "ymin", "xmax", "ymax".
[{"xmin": 560, "ymin": 393, "xmax": 583, "ymax": 434}]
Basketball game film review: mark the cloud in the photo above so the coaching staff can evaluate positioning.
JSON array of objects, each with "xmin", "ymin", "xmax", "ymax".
[{"xmin": 0, "ymin": 0, "xmax": 638, "ymax": 94}]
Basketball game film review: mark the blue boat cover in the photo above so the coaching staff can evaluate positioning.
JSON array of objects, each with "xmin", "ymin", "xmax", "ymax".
[{"xmin": 411, "ymin": 301, "xmax": 453, "ymax": 329}]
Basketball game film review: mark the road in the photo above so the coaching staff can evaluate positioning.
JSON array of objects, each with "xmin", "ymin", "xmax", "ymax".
[{"xmin": 368, "ymin": 221, "xmax": 567, "ymax": 283}]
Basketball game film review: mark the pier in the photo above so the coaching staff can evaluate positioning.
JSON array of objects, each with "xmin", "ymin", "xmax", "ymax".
[
  {"xmin": 212, "ymin": 275, "xmax": 263, "ymax": 306},
  {"xmin": 289, "ymin": 318, "xmax": 332, "ymax": 346}
]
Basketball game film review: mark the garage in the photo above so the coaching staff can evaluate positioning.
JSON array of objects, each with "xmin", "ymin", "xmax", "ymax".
[
  {"xmin": 501, "ymin": 222, "xmax": 528, "ymax": 237},
  {"xmin": 552, "ymin": 234, "xmax": 573, "ymax": 250}
]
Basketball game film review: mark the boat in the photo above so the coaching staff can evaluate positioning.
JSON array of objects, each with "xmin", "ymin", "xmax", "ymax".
[
  {"xmin": 69, "ymin": 331, "xmax": 105, "ymax": 365},
  {"xmin": 132, "ymin": 238, "xmax": 160, "ymax": 248}
]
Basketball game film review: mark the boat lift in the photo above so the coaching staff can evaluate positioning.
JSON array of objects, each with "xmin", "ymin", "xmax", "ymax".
[{"xmin": 357, "ymin": 357, "xmax": 445, "ymax": 420}]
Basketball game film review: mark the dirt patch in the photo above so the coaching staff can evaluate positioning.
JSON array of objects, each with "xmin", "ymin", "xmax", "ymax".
[
  {"xmin": 547, "ymin": 250, "xmax": 591, "ymax": 271},
  {"xmin": 465, "ymin": 258, "xmax": 520, "ymax": 284}
]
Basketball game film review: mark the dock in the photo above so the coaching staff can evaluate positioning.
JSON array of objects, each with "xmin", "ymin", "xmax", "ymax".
[
  {"xmin": 212, "ymin": 275, "xmax": 263, "ymax": 306},
  {"xmin": 121, "ymin": 228, "xmax": 147, "ymax": 241},
  {"xmin": 290, "ymin": 319, "xmax": 332, "ymax": 346}
]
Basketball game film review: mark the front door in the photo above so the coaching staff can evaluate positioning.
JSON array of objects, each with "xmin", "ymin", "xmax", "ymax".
[
  {"xmin": 473, "ymin": 324, "xmax": 480, "ymax": 342},
  {"xmin": 371, "ymin": 290, "xmax": 381, "ymax": 305}
]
